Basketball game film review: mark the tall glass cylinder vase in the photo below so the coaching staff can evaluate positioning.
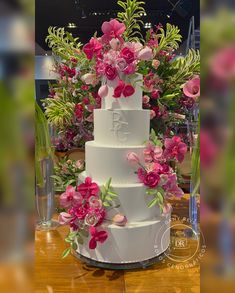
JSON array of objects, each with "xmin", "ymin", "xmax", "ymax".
[{"xmin": 36, "ymin": 157, "xmax": 58, "ymax": 230}]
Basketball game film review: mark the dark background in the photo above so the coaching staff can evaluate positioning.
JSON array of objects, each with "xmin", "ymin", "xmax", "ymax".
[{"xmin": 35, "ymin": 0, "xmax": 200, "ymax": 54}]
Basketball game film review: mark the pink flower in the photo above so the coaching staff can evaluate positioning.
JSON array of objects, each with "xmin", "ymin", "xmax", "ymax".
[
  {"xmin": 77, "ymin": 177, "xmax": 100, "ymax": 199},
  {"xmin": 183, "ymin": 76, "xmax": 200, "ymax": 99},
  {"xmin": 116, "ymin": 58, "xmax": 127, "ymax": 72},
  {"xmin": 81, "ymin": 73, "xmax": 97, "ymax": 85},
  {"xmin": 89, "ymin": 196, "xmax": 103, "ymax": 209},
  {"xmin": 101, "ymin": 19, "xmax": 126, "ymax": 43},
  {"xmin": 126, "ymin": 152, "xmax": 140, "ymax": 164},
  {"xmin": 113, "ymin": 80, "xmax": 135, "ymax": 98},
  {"xmin": 105, "ymin": 65, "xmax": 117, "ymax": 80},
  {"xmin": 76, "ymin": 160, "xmax": 84, "ymax": 169},
  {"xmin": 150, "ymin": 110, "xmax": 156, "ymax": 119},
  {"xmin": 162, "ymin": 203, "xmax": 172, "ymax": 214},
  {"xmin": 112, "ymin": 214, "xmax": 127, "ymax": 226},
  {"xmin": 98, "ymin": 84, "xmax": 108, "ymax": 98},
  {"xmin": 85, "ymin": 211, "xmax": 99, "ymax": 226},
  {"xmin": 138, "ymin": 46, "xmax": 153, "ymax": 60},
  {"xmin": 59, "ymin": 186, "xmax": 82, "ymax": 208},
  {"xmin": 163, "ymin": 173, "xmax": 184, "ymax": 198},
  {"xmin": 89, "ymin": 227, "xmax": 108, "ymax": 249},
  {"xmin": 109, "ymin": 38, "xmax": 121, "ymax": 50},
  {"xmin": 86, "ymin": 113, "xmax": 94, "ymax": 122},
  {"xmin": 152, "ymin": 59, "xmax": 160, "ymax": 69},
  {"xmin": 58, "ymin": 212, "xmax": 73, "ymax": 225},
  {"xmin": 74, "ymin": 104, "xmax": 83, "ymax": 120},
  {"xmin": 74, "ymin": 206, "xmax": 88, "ymax": 220},
  {"xmin": 120, "ymin": 47, "xmax": 135, "ymax": 64},
  {"xmin": 143, "ymin": 95, "xmax": 150, "ymax": 104},
  {"xmin": 123, "ymin": 63, "xmax": 136, "ymax": 75},
  {"xmin": 151, "ymin": 89, "xmax": 160, "ymax": 99},
  {"xmin": 83, "ymin": 38, "xmax": 103, "ymax": 60},
  {"xmin": 143, "ymin": 142, "xmax": 163, "ymax": 163},
  {"xmin": 143, "ymin": 171, "xmax": 160, "ymax": 188},
  {"xmin": 164, "ymin": 136, "xmax": 187, "ymax": 163}
]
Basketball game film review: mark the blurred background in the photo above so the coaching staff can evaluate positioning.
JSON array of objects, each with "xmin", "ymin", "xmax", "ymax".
[{"xmin": 0, "ymin": 0, "xmax": 235, "ymax": 292}]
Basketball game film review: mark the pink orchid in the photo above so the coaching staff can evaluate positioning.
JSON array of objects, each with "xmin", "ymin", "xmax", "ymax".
[
  {"xmin": 77, "ymin": 177, "xmax": 100, "ymax": 199},
  {"xmin": 83, "ymin": 38, "xmax": 103, "ymax": 60},
  {"xmin": 164, "ymin": 136, "xmax": 187, "ymax": 163},
  {"xmin": 98, "ymin": 84, "xmax": 108, "ymax": 98},
  {"xmin": 183, "ymin": 76, "xmax": 200, "ymax": 99},
  {"xmin": 113, "ymin": 80, "xmax": 135, "ymax": 98},
  {"xmin": 89, "ymin": 227, "xmax": 108, "ymax": 249},
  {"xmin": 112, "ymin": 214, "xmax": 127, "ymax": 226},
  {"xmin": 58, "ymin": 212, "xmax": 73, "ymax": 225},
  {"xmin": 101, "ymin": 19, "xmax": 126, "ymax": 43},
  {"xmin": 163, "ymin": 174, "xmax": 184, "ymax": 198},
  {"xmin": 59, "ymin": 186, "xmax": 82, "ymax": 208},
  {"xmin": 126, "ymin": 152, "xmax": 140, "ymax": 164},
  {"xmin": 143, "ymin": 142, "xmax": 163, "ymax": 163},
  {"xmin": 138, "ymin": 46, "xmax": 153, "ymax": 60}
]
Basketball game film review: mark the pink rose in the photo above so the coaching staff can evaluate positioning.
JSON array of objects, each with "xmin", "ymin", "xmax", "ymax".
[
  {"xmin": 112, "ymin": 214, "xmax": 127, "ymax": 226},
  {"xmin": 151, "ymin": 89, "xmax": 160, "ymax": 99},
  {"xmin": 109, "ymin": 38, "xmax": 121, "ymax": 50},
  {"xmin": 123, "ymin": 63, "xmax": 136, "ymax": 75},
  {"xmin": 150, "ymin": 110, "xmax": 156, "ymax": 119},
  {"xmin": 123, "ymin": 84, "xmax": 135, "ymax": 97},
  {"xmin": 138, "ymin": 46, "xmax": 153, "ymax": 61},
  {"xmin": 76, "ymin": 160, "xmax": 84, "ymax": 169},
  {"xmin": 152, "ymin": 59, "xmax": 160, "ymax": 69},
  {"xmin": 120, "ymin": 47, "xmax": 135, "ymax": 64},
  {"xmin": 143, "ymin": 95, "xmax": 150, "ymax": 104},
  {"xmin": 105, "ymin": 65, "xmax": 117, "ymax": 80},
  {"xmin": 98, "ymin": 84, "xmax": 108, "ymax": 98},
  {"xmin": 143, "ymin": 171, "xmax": 160, "ymax": 188},
  {"xmin": 183, "ymin": 76, "xmax": 200, "ymax": 99},
  {"xmin": 116, "ymin": 58, "xmax": 127, "ymax": 72},
  {"xmin": 126, "ymin": 152, "xmax": 140, "ymax": 164}
]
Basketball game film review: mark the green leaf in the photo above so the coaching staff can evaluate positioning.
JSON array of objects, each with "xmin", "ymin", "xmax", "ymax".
[
  {"xmin": 107, "ymin": 191, "xmax": 118, "ymax": 197},
  {"xmin": 71, "ymin": 242, "xmax": 78, "ymax": 250},
  {"xmin": 103, "ymin": 202, "xmax": 112, "ymax": 207},
  {"xmin": 148, "ymin": 198, "xmax": 158, "ymax": 208},
  {"xmin": 146, "ymin": 188, "xmax": 158, "ymax": 195},
  {"xmin": 105, "ymin": 177, "xmax": 112, "ymax": 189},
  {"xmin": 62, "ymin": 247, "xmax": 71, "ymax": 259}
]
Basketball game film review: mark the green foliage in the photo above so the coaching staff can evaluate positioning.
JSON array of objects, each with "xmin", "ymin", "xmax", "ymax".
[
  {"xmin": 146, "ymin": 187, "xmax": 164, "ymax": 211},
  {"xmin": 100, "ymin": 178, "xmax": 118, "ymax": 207},
  {"xmin": 35, "ymin": 102, "xmax": 54, "ymax": 187},
  {"xmin": 62, "ymin": 229, "xmax": 89, "ymax": 258},
  {"xmin": 46, "ymin": 27, "xmax": 82, "ymax": 60},
  {"xmin": 117, "ymin": 0, "xmax": 145, "ymax": 42},
  {"xmin": 44, "ymin": 91, "xmax": 75, "ymax": 130},
  {"xmin": 156, "ymin": 23, "xmax": 182, "ymax": 52},
  {"xmin": 149, "ymin": 129, "xmax": 163, "ymax": 147},
  {"xmin": 191, "ymin": 121, "xmax": 200, "ymax": 197}
]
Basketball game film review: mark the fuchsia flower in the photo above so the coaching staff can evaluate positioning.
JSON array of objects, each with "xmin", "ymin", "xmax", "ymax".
[
  {"xmin": 101, "ymin": 19, "xmax": 126, "ymax": 43},
  {"xmin": 89, "ymin": 227, "xmax": 108, "ymax": 249},
  {"xmin": 105, "ymin": 65, "xmax": 118, "ymax": 80},
  {"xmin": 151, "ymin": 89, "xmax": 160, "ymax": 99},
  {"xmin": 183, "ymin": 76, "xmax": 200, "ymax": 99},
  {"xmin": 113, "ymin": 80, "xmax": 135, "ymax": 98},
  {"xmin": 143, "ymin": 142, "xmax": 163, "ymax": 163},
  {"xmin": 142, "ymin": 171, "xmax": 160, "ymax": 188},
  {"xmin": 123, "ymin": 63, "xmax": 136, "ymax": 75},
  {"xmin": 138, "ymin": 46, "xmax": 153, "ymax": 60},
  {"xmin": 77, "ymin": 177, "xmax": 100, "ymax": 199},
  {"xmin": 59, "ymin": 186, "xmax": 82, "ymax": 208},
  {"xmin": 83, "ymin": 37, "xmax": 103, "ymax": 60},
  {"xmin": 162, "ymin": 173, "xmax": 184, "ymax": 198},
  {"xmin": 164, "ymin": 136, "xmax": 187, "ymax": 163},
  {"xmin": 120, "ymin": 47, "xmax": 135, "ymax": 64},
  {"xmin": 74, "ymin": 104, "xmax": 83, "ymax": 120},
  {"xmin": 126, "ymin": 152, "xmax": 140, "ymax": 164}
]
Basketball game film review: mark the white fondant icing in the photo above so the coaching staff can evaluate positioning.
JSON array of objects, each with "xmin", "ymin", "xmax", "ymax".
[
  {"xmin": 102, "ymin": 74, "xmax": 143, "ymax": 110},
  {"xmin": 76, "ymin": 212, "xmax": 171, "ymax": 263},
  {"xmin": 85, "ymin": 141, "xmax": 145, "ymax": 184},
  {"xmin": 94, "ymin": 109, "xmax": 150, "ymax": 146},
  {"xmin": 79, "ymin": 172, "xmax": 160, "ymax": 222}
]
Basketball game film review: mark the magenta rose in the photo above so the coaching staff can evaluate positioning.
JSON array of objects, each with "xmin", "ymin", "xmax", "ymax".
[
  {"xmin": 143, "ymin": 171, "xmax": 160, "ymax": 188},
  {"xmin": 120, "ymin": 47, "xmax": 135, "ymax": 64},
  {"xmin": 105, "ymin": 65, "xmax": 117, "ymax": 80}
]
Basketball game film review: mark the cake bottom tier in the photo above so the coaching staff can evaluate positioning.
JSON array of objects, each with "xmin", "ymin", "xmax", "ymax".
[{"xmin": 75, "ymin": 212, "xmax": 171, "ymax": 264}]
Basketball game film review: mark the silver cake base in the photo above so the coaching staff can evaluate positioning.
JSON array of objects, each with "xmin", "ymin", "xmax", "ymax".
[{"xmin": 72, "ymin": 247, "xmax": 169, "ymax": 270}]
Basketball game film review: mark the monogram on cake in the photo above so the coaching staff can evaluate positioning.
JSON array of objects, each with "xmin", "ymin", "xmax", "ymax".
[{"xmin": 77, "ymin": 75, "xmax": 171, "ymax": 265}]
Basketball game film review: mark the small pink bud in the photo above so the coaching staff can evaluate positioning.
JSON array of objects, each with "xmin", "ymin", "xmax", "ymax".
[
  {"xmin": 112, "ymin": 214, "xmax": 127, "ymax": 226},
  {"xmin": 152, "ymin": 59, "xmax": 160, "ymax": 69},
  {"xmin": 109, "ymin": 38, "xmax": 121, "ymax": 50},
  {"xmin": 126, "ymin": 152, "xmax": 140, "ymax": 164},
  {"xmin": 98, "ymin": 84, "xmax": 108, "ymax": 98}
]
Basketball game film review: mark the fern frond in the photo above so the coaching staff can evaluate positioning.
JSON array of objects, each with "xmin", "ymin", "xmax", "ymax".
[{"xmin": 117, "ymin": 0, "xmax": 146, "ymax": 42}]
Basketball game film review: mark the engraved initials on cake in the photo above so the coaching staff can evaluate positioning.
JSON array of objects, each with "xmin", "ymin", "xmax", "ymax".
[{"xmin": 110, "ymin": 112, "xmax": 130, "ymax": 142}]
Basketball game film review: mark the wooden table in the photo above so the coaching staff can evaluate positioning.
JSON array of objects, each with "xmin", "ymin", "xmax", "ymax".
[{"xmin": 35, "ymin": 196, "xmax": 200, "ymax": 293}]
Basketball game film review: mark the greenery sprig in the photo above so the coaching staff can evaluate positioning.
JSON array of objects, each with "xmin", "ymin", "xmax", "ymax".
[
  {"xmin": 62, "ymin": 229, "xmax": 89, "ymax": 258},
  {"xmin": 100, "ymin": 178, "xmax": 118, "ymax": 207},
  {"xmin": 117, "ymin": 0, "xmax": 146, "ymax": 42},
  {"xmin": 146, "ymin": 187, "xmax": 164, "ymax": 211}
]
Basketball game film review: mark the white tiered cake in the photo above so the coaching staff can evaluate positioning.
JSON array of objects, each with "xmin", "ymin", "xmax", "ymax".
[{"xmin": 77, "ymin": 75, "xmax": 171, "ymax": 265}]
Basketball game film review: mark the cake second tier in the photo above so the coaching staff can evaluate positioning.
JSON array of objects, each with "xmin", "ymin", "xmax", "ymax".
[{"xmin": 85, "ymin": 141, "xmax": 145, "ymax": 184}]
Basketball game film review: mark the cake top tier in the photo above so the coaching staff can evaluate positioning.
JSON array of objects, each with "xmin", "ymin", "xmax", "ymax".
[{"xmin": 101, "ymin": 74, "xmax": 143, "ymax": 110}]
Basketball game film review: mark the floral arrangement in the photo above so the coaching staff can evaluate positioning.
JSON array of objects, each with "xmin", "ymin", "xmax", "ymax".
[
  {"xmin": 59, "ymin": 177, "xmax": 128, "ymax": 257},
  {"xmin": 43, "ymin": 0, "xmax": 200, "ymax": 151},
  {"xmin": 52, "ymin": 158, "xmax": 85, "ymax": 192},
  {"xmin": 127, "ymin": 130, "xmax": 187, "ymax": 211}
]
